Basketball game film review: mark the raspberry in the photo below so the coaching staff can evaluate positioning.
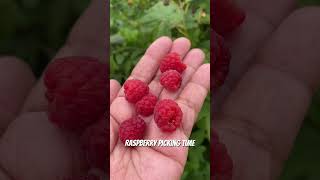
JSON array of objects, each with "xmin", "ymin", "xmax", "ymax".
[
  {"xmin": 160, "ymin": 52, "xmax": 186, "ymax": 73},
  {"xmin": 211, "ymin": 130, "xmax": 233, "ymax": 180},
  {"xmin": 212, "ymin": 0, "xmax": 246, "ymax": 36},
  {"xmin": 124, "ymin": 79, "xmax": 149, "ymax": 103},
  {"xmin": 44, "ymin": 57, "xmax": 108, "ymax": 132},
  {"xmin": 81, "ymin": 117, "xmax": 108, "ymax": 171},
  {"xmin": 212, "ymin": 31, "xmax": 231, "ymax": 90},
  {"xmin": 160, "ymin": 70, "xmax": 182, "ymax": 91},
  {"xmin": 135, "ymin": 93, "xmax": 158, "ymax": 116},
  {"xmin": 119, "ymin": 116, "xmax": 146, "ymax": 144},
  {"xmin": 154, "ymin": 99, "xmax": 182, "ymax": 132},
  {"xmin": 63, "ymin": 174, "xmax": 100, "ymax": 180}
]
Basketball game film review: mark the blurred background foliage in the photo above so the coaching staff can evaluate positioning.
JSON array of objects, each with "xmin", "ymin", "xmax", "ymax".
[
  {"xmin": 0, "ymin": 0, "xmax": 320, "ymax": 179},
  {"xmin": 110, "ymin": 0, "xmax": 211, "ymax": 179},
  {"xmin": 0, "ymin": 0, "xmax": 90, "ymax": 76}
]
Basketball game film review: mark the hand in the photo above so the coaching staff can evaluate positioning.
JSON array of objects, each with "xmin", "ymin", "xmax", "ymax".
[
  {"xmin": 110, "ymin": 37, "xmax": 210, "ymax": 180},
  {"xmin": 214, "ymin": 0, "xmax": 320, "ymax": 179},
  {"xmin": 0, "ymin": 0, "xmax": 106, "ymax": 179}
]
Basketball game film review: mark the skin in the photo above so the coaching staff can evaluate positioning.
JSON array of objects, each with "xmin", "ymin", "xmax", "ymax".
[
  {"xmin": 0, "ymin": 0, "xmax": 319, "ymax": 179},
  {"xmin": 215, "ymin": 0, "xmax": 320, "ymax": 180}
]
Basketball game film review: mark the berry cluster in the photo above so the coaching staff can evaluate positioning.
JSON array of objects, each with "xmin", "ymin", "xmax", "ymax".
[
  {"xmin": 44, "ymin": 57, "xmax": 108, "ymax": 179},
  {"xmin": 212, "ymin": 0, "xmax": 246, "ymax": 90},
  {"xmin": 159, "ymin": 52, "xmax": 186, "ymax": 91},
  {"xmin": 44, "ymin": 57, "xmax": 108, "ymax": 133},
  {"xmin": 120, "ymin": 52, "xmax": 186, "ymax": 144}
]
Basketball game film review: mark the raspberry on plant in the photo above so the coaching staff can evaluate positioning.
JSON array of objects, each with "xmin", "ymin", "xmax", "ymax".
[
  {"xmin": 44, "ymin": 57, "xmax": 108, "ymax": 132},
  {"xmin": 212, "ymin": 0, "xmax": 246, "ymax": 36},
  {"xmin": 212, "ymin": 31, "xmax": 231, "ymax": 90},
  {"xmin": 63, "ymin": 174, "xmax": 100, "ymax": 180},
  {"xmin": 81, "ymin": 117, "xmax": 108, "ymax": 171},
  {"xmin": 119, "ymin": 116, "xmax": 146, "ymax": 144},
  {"xmin": 160, "ymin": 70, "xmax": 182, "ymax": 91},
  {"xmin": 135, "ymin": 93, "xmax": 158, "ymax": 116},
  {"xmin": 124, "ymin": 79, "xmax": 149, "ymax": 103},
  {"xmin": 211, "ymin": 130, "xmax": 233, "ymax": 180},
  {"xmin": 154, "ymin": 99, "xmax": 182, "ymax": 132},
  {"xmin": 160, "ymin": 52, "xmax": 186, "ymax": 73}
]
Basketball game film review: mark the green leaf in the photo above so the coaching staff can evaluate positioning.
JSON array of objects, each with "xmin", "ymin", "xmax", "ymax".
[
  {"xmin": 110, "ymin": 34, "xmax": 125, "ymax": 45},
  {"xmin": 140, "ymin": 2, "xmax": 184, "ymax": 29}
]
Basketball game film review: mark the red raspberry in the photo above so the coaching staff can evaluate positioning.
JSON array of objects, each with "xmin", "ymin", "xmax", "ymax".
[
  {"xmin": 81, "ymin": 117, "xmax": 108, "ymax": 171},
  {"xmin": 160, "ymin": 70, "xmax": 182, "ymax": 91},
  {"xmin": 135, "ymin": 93, "xmax": 158, "ymax": 116},
  {"xmin": 212, "ymin": 0, "xmax": 246, "ymax": 36},
  {"xmin": 160, "ymin": 52, "xmax": 186, "ymax": 73},
  {"xmin": 119, "ymin": 116, "xmax": 146, "ymax": 144},
  {"xmin": 63, "ymin": 174, "xmax": 100, "ymax": 180},
  {"xmin": 154, "ymin": 99, "xmax": 182, "ymax": 132},
  {"xmin": 212, "ymin": 31, "xmax": 231, "ymax": 90},
  {"xmin": 124, "ymin": 79, "xmax": 149, "ymax": 103},
  {"xmin": 44, "ymin": 57, "xmax": 108, "ymax": 132},
  {"xmin": 211, "ymin": 130, "xmax": 233, "ymax": 180}
]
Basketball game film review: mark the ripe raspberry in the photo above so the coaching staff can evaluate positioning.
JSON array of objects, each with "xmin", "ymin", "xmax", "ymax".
[
  {"xmin": 212, "ymin": 0, "xmax": 246, "ymax": 36},
  {"xmin": 63, "ymin": 174, "xmax": 100, "ymax": 180},
  {"xmin": 160, "ymin": 70, "xmax": 182, "ymax": 91},
  {"xmin": 160, "ymin": 52, "xmax": 186, "ymax": 73},
  {"xmin": 211, "ymin": 130, "xmax": 233, "ymax": 180},
  {"xmin": 154, "ymin": 99, "xmax": 182, "ymax": 132},
  {"xmin": 212, "ymin": 31, "xmax": 231, "ymax": 90},
  {"xmin": 135, "ymin": 93, "xmax": 158, "ymax": 116},
  {"xmin": 81, "ymin": 117, "xmax": 108, "ymax": 171},
  {"xmin": 119, "ymin": 116, "xmax": 146, "ymax": 144},
  {"xmin": 124, "ymin": 79, "xmax": 149, "ymax": 103},
  {"xmin": 44, "ymin": 57, "xmax": 108, "ymax": 132}
]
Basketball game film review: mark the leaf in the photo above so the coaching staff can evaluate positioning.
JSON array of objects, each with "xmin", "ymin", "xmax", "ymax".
[
  {"xmin": 190, "ymin": 130, "xmax": 205, "ymax": 145},
  {"xmin": 110, "ymin": 34, "xmax": 125, "ymax": 45},
  {"xmin": 140, "ymin": 2, "xmax": 184, "ymax": 29}
]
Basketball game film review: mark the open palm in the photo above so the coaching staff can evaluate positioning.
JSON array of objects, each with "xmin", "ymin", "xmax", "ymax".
[
  {"xmin": 110, "ymin": 37, "xmax": 210, "ymax": 180},
  {"xmin": 214, "ymin": 0, "xmax": 320, "ymax": 179}
]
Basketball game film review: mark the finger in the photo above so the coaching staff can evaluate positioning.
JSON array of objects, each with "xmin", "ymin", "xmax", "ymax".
[
  {"xmin": 56, "ymin": 0, "xmax": 107, "ymax": 61},
  {"xmin": 169, "ymin": 37, "xmax": 192, "ymax": 59},
  {"xmin": 0, "ymin": 57, "xmax": 35, "ymax": 135},
  {"xmin": 159, "ymin": 48, "xmax": 205, "ymax": 100},
  {"xmin": 236, "ymin": 0, "xmax": 296, "ymax": 25},
  {"xmin": 110, "ymin": 79, "xmax": 121, "ymax": 103},
  {"xmin": 228, "ymin": 0, "xmax": 297, "ymax": 82},
  {"xmin": 116, "ymin": 36, "xmax": 172, "ymax": 99},
  {"xmin": 216, "ymin": 7, "xmax": 320, "ymax": 179},
  {"xmin": 110, "ymin": 116, "xmax": 119, "ymax": 153},
  {"xmin": 144, "ymin": 64, "xmax": 210, "ymax": 165},
  {"xmin": 22, "ymin": 0, "xmax": 107, "ymax": 113},
  {"xmin": 0, "ymin": 112, "xmax": 87, "ymax": 180},
  {"xmin": 214, "ymin": 0, "xmax": 297, "ymax": 109},
  {"xmin": 126, "ymin": 36, "xmax": 172, "ymax": 83},
  {"xmin": 176, "ymin": 64, "xmax": 210, "ymax": 136}
]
